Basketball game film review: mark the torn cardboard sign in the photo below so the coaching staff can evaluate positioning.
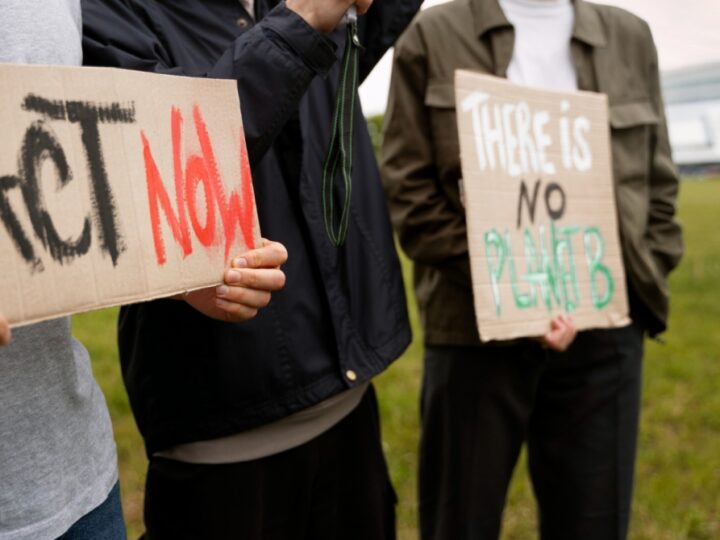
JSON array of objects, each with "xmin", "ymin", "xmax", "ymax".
[
  {"xmin": 0, "ymin": 63, "xmax": 260, "ymax": 326},
  {"xmin": 454, "ymin": 70, "xmax": 630, "ymax": 342}
]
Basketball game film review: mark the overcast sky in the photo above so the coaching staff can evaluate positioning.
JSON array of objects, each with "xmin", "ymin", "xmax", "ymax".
[{"xmin": 359, "ymin": 0, "xmax": 720, "ymax": 115}]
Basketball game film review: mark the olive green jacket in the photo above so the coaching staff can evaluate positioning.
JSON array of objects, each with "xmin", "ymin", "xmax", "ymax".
[{"xmin": 381, "ymin": 0, "xmax": 683, "ymax": 344}]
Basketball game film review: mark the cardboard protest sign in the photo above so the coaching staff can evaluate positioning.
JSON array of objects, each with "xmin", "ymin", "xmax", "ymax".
[
  {"xmin": 454, "ymin": 70, "xmax": 630, "ymax": 342},
  {"xmin": 0, "ymin": 63, "xmax": 260, "ymax": 326}
]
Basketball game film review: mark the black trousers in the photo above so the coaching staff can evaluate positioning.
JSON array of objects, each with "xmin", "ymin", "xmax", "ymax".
[
  {"xmin": 419, "ymin": 323, "xmax": 644, "ymax": 540},
  {"xmin": 143, "ymin": 384, "xmax": 396, "ymax": 540}
]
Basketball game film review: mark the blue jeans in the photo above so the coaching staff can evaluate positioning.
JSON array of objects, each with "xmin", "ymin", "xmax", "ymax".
[{"xmin": 57, "ymin": 481, "xmax": 126, "ymax": 540}]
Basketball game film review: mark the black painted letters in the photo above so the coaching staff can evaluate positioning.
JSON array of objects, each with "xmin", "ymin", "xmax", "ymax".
[{"xmin": 0, "ymin": 94, "xmax": 136, "ymax": 271}]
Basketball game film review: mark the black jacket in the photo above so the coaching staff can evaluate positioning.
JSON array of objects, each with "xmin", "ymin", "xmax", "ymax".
[{"xmin": 82, "ymin": 0, "xmax": 419, "ymax": 455}]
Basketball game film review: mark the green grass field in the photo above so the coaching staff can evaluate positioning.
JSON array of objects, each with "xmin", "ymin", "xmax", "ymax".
[{"xmin": 76, "ymin": 178, "xmax": 720, "ymax": 539}]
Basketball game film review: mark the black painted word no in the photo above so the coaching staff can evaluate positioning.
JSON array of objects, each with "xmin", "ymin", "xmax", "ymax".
[{"xmin": 516, "ymin": 178, "xmax": 567, "ymax": 228}]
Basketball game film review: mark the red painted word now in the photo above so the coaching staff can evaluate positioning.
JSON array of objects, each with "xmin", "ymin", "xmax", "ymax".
[{"xmin": 141, "ymin": 105, "xmax": 256, "ymax": 266}]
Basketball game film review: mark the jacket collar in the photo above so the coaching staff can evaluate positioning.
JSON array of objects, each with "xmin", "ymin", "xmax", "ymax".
[
  {"xmin": 470, "ymin": 0, "xmax": 512, "ymax": 37},
  {"xmin": 471, "ymin": 0, "xmax": 607, "ymax": 48},
  {"xmin": 573, "ymin": 0, "xmax": 607, "ymax": 47}
]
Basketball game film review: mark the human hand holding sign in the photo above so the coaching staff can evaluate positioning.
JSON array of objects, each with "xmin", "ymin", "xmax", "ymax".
[
  {"xmin": 182, "ymin": 239, "xmax": 287, "ymax": 322},
  {"xmin": 537, "ymin": 314, "xmax": 576, "ymax": 352},
  {"xmin": 286, "ymin": 0, "xmax": 372, "ymax": 32}
]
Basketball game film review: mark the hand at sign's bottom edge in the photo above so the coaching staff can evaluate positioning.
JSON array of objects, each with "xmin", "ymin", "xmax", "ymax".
[
  {"xmin": 181, "ymin": 239, "xmax": 288, "ymax": 323},
  {"xmin": 536, "ymin": 314, "xmax": 577, "ymax": 352},
  {"xmin": 0, "ymin": 316, "xmax": 11, "ymax": 346}
]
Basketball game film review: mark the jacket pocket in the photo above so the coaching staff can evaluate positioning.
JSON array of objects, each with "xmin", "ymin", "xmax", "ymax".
[
  {"xmin": 425, "ymin": 81, "xmax": 460, "ymax": 178},
  {"xmin": 609, "ymin": 100, "xmax": 658, "ymax": 183},
  {"xmin": 424, "ymin": 80, "xmax": 463, "ymax": 200},
  {"xmin": 609, "ymin": 100, "xmax": 663, "ymax": 301},
  {"xmin": 424, "ymin": 81, "xmax": 456, "ymax": 108},
  {"xmin": 609, "ymin": 100, "xmax": 658, "ymax": 237}
]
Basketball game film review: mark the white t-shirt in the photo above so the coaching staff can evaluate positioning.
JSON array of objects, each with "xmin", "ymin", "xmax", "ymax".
[{"xmin": 499, "ymin": 0, "xmax": 577, "ymax": 91}]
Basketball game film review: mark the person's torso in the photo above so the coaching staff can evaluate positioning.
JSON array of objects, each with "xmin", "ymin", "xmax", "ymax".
[
  {"xmin": 400, "ymin": 0, "xmax": 668, "ymax": 344},
  {"xmin": 100, "ymin": 0, "xmax": 410, "ymax": 453}
]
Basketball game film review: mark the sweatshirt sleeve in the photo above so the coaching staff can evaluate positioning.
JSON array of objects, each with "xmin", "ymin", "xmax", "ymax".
[{"xmin": 81, "ymin": 0, "xmax": 337, "ymax": 166}]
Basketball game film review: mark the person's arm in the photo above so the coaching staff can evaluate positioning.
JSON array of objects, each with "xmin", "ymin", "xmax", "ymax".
[
  {"xmin": 356, "ymin": 0, "xmax": 424, "ymax": 82},
  {"xmin": 82, "ymin": 0, "xmax": 360, "ymax": 322},
  {"xmin": 81, "ymin": 0, "xmax": 357, "ymax": 166},
  {"xmin": 645, "ymin": 31, "xmax": 683, "ymax": 277},
  {"xmin": 381, "ymin": 26, "xmax": 471, "ymax": 287}
]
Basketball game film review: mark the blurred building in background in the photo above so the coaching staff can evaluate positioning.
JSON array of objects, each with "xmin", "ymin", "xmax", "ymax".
[{"xmin": 663, "ymin": 62, "xmax": 720, "ymax": 176}]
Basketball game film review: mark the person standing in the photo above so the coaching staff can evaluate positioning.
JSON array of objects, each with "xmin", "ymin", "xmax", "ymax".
[
  {"xmin": 0, "ymin": 5, "xmax": 125, "ymax": 538},
  {"xmin": 81, "ymin": 0, "xmax": 421, "ymax": 538},
  {"xmin": 0, "ymin": 4, "xmax": 286, "ymax": 538},
  {"xmin": 381, "ymin": 0, "xmax": 683, "ymax": 538}
]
